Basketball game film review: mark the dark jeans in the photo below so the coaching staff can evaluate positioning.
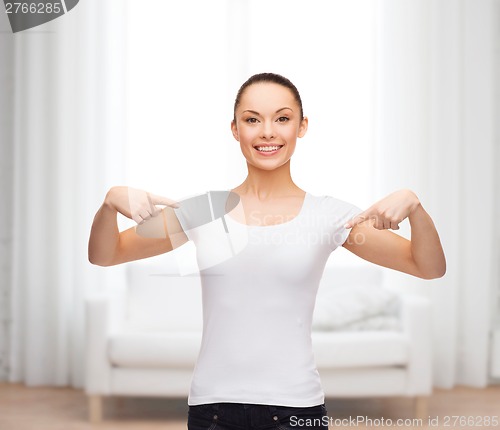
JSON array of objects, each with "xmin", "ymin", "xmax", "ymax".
[{"xmin": 187, "ymin": 402, "xmax": 328, "ymax": 430}]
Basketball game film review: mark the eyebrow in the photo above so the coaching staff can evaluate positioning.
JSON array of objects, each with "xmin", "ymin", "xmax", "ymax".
[{"xmin": 242, "ymin": 107, "xmax": 294, "ymax": 115}]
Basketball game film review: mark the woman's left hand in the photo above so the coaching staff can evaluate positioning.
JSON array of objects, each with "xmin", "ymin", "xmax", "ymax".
[{"xmin": 344, "ymin": 189, "xmax": 421, "ymax": 231}]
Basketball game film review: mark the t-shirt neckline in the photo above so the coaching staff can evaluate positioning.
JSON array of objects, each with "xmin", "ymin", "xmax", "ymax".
[{"xmin": 225, "ymin": 191, "xmax": 309, "ymax": 228}]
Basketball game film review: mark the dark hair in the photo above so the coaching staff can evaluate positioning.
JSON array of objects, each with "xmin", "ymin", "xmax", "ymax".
[{"xmin": 233, "ymin": 72, "xmax": 304, "ymax": 121}]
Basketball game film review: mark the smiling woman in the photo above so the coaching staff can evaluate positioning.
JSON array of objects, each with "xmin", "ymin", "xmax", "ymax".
[
  {"xmin": 230, "ymin": 75, "xmax": 308, "ymax": 176},
  {"xmin": 89, "ymin": 71, "xmax": 445, "ymax": 429}
]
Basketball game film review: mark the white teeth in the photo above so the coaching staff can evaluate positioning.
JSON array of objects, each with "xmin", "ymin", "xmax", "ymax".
[{"xmin": 256, "ymin": 145, "xmax": 281, "ymax": 152}]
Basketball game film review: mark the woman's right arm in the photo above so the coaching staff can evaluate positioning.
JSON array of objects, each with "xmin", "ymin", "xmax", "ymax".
[{"xmin": 88, "ymin": 186, "xmax": 187, "ymax": 266}]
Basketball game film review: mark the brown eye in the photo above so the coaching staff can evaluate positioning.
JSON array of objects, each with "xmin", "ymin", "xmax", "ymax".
[
  {"xmin": 277, "ymin": 116, "xmax": 289, "ymax": 123},
  {"xmin": 246, "ymin": 117, "xmax": 258, "ymax": 124}
]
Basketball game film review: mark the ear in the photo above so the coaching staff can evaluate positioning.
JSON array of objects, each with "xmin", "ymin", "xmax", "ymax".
[
  {"xmin": 298, "ymin": 116, "xmax": 308, "ymax": 138},
  {"xmin": 231, "ymin": 120, "xmax": 240, "ymax": 141}
]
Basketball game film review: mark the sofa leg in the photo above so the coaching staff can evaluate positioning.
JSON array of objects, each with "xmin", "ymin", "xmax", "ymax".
[
  {"xmin": 88, "ymin": 395, "xmax": 103, "ymax": 423},
  {"xmin": 414, "ymin": 396, "xmax": 428, "ymax": 420}
]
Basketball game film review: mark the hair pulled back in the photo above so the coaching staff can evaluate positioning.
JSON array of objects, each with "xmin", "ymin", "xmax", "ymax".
[{"xmin": 233, "ymin": 73, "xmax": 304, "ymax": 121}]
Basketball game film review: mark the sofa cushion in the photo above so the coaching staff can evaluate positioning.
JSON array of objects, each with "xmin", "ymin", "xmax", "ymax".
[
  {"xmin": 312, "ymin": 331, "xmax": 409, "ymax": 368},
  {"xmin": 108, "ymin": 330, "xmax": 408, "ymax": 370},
  {"xmin": 108, "ymin": 331, "xmax": 202, "ymax": 368},
  {"xmin": 313, "ymin": 284, "xmax": 401, "ymax": 331}
]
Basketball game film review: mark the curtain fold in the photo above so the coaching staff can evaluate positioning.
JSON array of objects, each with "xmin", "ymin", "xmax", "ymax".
[{"xmin": 7, "ymin": 0, "xmax": 127, "ymax": 387}]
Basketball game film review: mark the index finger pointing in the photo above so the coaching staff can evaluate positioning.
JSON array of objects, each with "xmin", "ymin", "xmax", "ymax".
[
  {"xmin": 344, "ymin": 211, "xmax": 368, "ymax": 229},
  {"xmin": 149, "ymin": 193, "xmax": 180, "ymax": 208}
]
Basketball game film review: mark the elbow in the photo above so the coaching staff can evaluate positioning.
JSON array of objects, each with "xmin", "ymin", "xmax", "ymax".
[
  {"xmin": 438, "ymin": 263, "xmax": 447, "ymax": 278},
  {"xmin": 88, "ymin": 242, "xmax": 118, "ymax": 266},
  {"xmin": 419, "ymin": 262, "xmax": 447, "ymax": 280},
  {"xmin": 88, "ymin": 253, "xmax": 114, "ymax": 267},
  {"xmin": 420, "ymin": 270, "xmax": 446, "ymax": 280},
  {"xmin": 88, "ymin": 256, "xmax": 104, "ymax": 266}
]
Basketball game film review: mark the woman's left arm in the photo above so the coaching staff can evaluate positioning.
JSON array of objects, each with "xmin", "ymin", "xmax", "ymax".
[{"xmin": 343, "ymin": 189, "xmax": 446, "ymax": 279}]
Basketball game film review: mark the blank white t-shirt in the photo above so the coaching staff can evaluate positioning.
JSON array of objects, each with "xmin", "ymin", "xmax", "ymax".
[{"xmin": 174, "ymin": 192, "xmax": 361, "ymax": 407}]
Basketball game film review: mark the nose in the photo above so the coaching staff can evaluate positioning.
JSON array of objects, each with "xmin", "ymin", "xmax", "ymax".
[{"xmin": 260, "ymin": 120, "xmax": 275, "ymax": 140}]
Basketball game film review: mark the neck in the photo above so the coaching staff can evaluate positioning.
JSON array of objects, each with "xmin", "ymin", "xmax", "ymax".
[{"xmin": 235, "ymin": 161, "xmax": 301, "ymax": 200}]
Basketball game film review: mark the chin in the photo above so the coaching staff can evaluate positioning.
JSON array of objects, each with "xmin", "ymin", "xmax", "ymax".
[{"xmin": 247, "ymin": 159, "xmax": 291, "ymax": 172}]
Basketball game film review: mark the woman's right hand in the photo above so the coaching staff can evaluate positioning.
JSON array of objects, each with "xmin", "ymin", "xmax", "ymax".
[{"xmin": 104, "ymin": 186, "xmax": 179, "ymax": 225}]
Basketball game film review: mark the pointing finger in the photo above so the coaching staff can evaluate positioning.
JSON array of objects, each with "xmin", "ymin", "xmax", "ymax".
[
  {"xmin": 344, "ymin": 211, "xmax": 369, "ymax": 229},
  {"xmin": 149, "ymin": 193, "xmax": 180, "ymax": 208},
  {"xmin": 146, "ymin": 192, "xmax": 156, "ymax": 214}
]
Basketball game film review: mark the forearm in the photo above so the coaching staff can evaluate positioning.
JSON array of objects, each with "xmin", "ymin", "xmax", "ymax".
[
  {"xmin": 88, "ymin": 196, "xmax": 120, "ymax": 266},
  {"xmin": 409, "ymin": 203, "xmax": 446, "ymax": 279}
]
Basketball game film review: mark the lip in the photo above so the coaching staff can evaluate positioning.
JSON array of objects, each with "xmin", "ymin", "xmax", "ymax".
[{"xmin": 253, "ymin": 144, "xmax": 284, "ymax": 156}]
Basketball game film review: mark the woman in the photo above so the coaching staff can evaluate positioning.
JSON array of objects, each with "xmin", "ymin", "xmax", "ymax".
[{"xmin": 88, "ymin": 73, "xmax": 446, "ymax": 429}]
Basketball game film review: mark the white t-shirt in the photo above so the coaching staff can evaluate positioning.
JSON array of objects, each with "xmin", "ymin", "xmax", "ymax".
[{"xmin": 174, "ymin": 192, "xmax": 361, "ymax": 407}]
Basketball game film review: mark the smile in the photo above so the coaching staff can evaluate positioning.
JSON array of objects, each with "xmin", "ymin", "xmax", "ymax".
[{"xmin": 254, "ymin": 145, "xmax": 284, "ymax": 153}]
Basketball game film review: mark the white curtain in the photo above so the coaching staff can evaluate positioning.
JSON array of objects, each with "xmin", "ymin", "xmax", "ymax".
[
  {"xmin": 376, "ymin": 0, "xmax": 499, "ymax": 387},
  {"xmin": 2, "ymin": 0, "xmax": 128, "ymax": 387}
]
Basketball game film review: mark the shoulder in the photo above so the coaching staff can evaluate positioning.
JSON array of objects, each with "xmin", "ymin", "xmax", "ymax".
[
  {"xmin": 306, "ymin": 193, "xmax": 362, "ymax": 218},
  {"xmin": 303, "ymin": 193, "xmax": 363, "ymax": 250}
]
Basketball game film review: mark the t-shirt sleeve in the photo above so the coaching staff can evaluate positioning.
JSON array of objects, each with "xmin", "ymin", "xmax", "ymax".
[
  {"xmin": 320, "ymin": 196, "xmax": 363, "ymax": 251},
  {"xmin": 172, "ymin": 192, "xmax": 215, "ymax": 242},
  {"xmin": 172, "ymin": 191, "xmax": 238, "ymax": 243},
  {"xmin": 173, "ymin": 205, "xmax": 194, "ymax": 242}
]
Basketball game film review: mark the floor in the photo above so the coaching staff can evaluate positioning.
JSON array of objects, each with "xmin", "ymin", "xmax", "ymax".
[{"xmin": 1, "ymin": 383, "xmax": 500, "ymax": 430}]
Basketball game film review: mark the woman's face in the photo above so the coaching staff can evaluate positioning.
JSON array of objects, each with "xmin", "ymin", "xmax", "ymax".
[{"xmin": 231, "ymin": 82, "xmax": 308, "ymax": 172}]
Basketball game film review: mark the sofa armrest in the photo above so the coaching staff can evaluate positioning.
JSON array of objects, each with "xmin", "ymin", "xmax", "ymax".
[
  {"xmin": 84, "ymin": 292, "xmax": 126, "ymax": 395},
  {"xmin": 400, "ymin": 294, "xmax": 433, "ymax": 395}
]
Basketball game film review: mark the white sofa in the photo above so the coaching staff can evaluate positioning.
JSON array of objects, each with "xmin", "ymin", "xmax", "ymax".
[{"xmin": 84, "ymin": 244, "xmax": 432, "ymax": 422}]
